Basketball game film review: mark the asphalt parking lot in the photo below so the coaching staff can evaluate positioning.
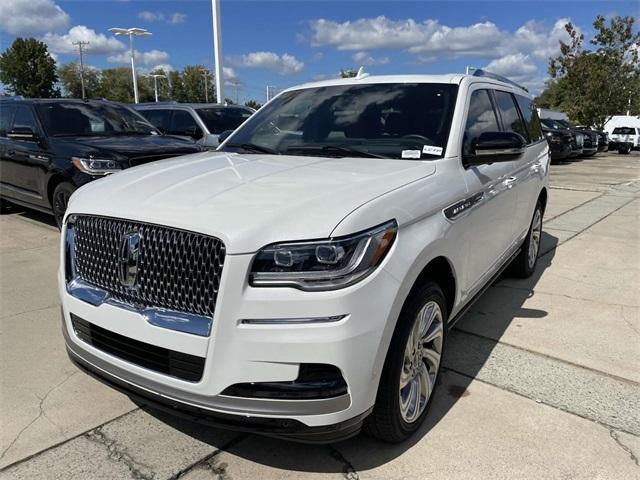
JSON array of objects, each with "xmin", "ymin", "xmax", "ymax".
[{"xmin": 1, "ymin": 152, "xmax": 638, "ymax": 479}]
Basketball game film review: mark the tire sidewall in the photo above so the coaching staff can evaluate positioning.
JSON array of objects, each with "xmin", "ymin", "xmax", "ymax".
[
  {"xmin": 52, "ymin": 182, "xmax": 75, "ymax": 228},
  {"xmin": 383, "ymin": 282, "xmax": 448, "ymax": 438}
]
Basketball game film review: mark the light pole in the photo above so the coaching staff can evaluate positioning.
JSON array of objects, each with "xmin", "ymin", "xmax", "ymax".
[
  {"xmin": 200, "ymin": 69, "xmax": 211, "ymax": 103},
  {"xmin": 72, "ymin": 40, "xmax": 89, "ymax": 100},
  {"xmin": 147, "ymin": 74, "xmax": 166, "ymax": 102},
  {"xmin": 211, "ymin": 0, "xmax": 224, "ymax": 104},
  {"xmin": 108, "ymin": 27, "xmax": 152, "ymax": 104}
]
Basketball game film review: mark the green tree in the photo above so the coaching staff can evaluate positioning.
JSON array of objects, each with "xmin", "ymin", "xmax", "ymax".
[
  {"xmin": 96, "ymin": 67, "xmax": 154, "ymax": 103},
  {"xmin": 542, "ymin": 15, "xmax": 640, "ymax": 128},
  {"xmin": 58, "ymin": 62, "xmax": 101, "ymax": 99},
  {"xmin": 244, "ymin": 99, "xmax": 262, "ymax": 109},
  {"xmin": 339, "ymin": 68, "xmax": 357, "ymax": 78},
  {"xmin": 0, "ymin": 38, "xmax": 59, "ymax": 97}
]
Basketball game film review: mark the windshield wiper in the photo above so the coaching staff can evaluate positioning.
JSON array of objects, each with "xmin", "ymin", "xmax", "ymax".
[
  {"xmin": 225, "ymin": 142, "xmax": 279, "ymax": 154},
  {"xmin": 285, "ymin": 145, "xmax": 385, "ymax": 159}
]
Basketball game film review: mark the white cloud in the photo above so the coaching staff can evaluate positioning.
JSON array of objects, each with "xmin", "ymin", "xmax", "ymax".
[
  {"xmin": 139, "ymin": 11, "xmax": 164, "ymax": 22},
  {"xmin": 484, "ymin": 53, "xmax": 538, "ymax": 81},
  {"xmin": 352, "ymin": 51, "xmax": 390, "ymax": 66},
  {"xmin": 223, "ymin": 66, "xmax": 239, "ymax": 85},
  {"xmin": 43, "ymin": 25, "xmax": 126, "ymax": 55},
  {"xmin": 107, "ymin": 49, "xmax": 170, "ymax": 66},
  {"xmin": 229, "ymin": 51, "xmax": 304, "ymax": 75},
  {"xmin": 138, "ymin": 10, "xmax": 186, "ymax": 25},
  {"xmin": 169, "ymin": 13, "xmax": 187, "ymax": 25},
  {"xmin": 1, "ymin": 0, "xmax": 69, "ymax": 35},
  {"xmin": 309, "ymin": 16, "xmax": 574, "ymax": 61}
]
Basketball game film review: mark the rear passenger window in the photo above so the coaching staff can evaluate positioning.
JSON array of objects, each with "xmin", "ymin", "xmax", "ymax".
[
  {"xmin": 494, "ymin": 91, "xmax": 528, "ymax": 142},
  {"xmin": 0, "ymin": 105, "xmax": 15, "ymax": 136},
  {"xmin": 462, "ymin": 89, "xmax": 500, "ymax": 157},
  {"xmin": 515, "ymin": 95, "xmax": 544, "ymax": 143},
  {"xmin": 169, "ymin": 110, "xmax": 202, "ymax": 138},
  {"xmin": 140, "ymin": 109, "xmax": 171, "ymax": 133},
  {"xmin": 12, "ymin": 105, "xmax": 39, "ymax": 132}
]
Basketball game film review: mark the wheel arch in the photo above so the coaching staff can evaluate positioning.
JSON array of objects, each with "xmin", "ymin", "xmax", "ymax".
[
  {"xmin": 46, "ymin": 174, "xmax": 68, "ymax": 209},
  {"xmin": 538, "ymin": 187, "xmax": 548, "ymax": 215}
]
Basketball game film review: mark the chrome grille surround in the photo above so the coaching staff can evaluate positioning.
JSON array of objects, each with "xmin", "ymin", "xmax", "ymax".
[{"xmin": 71, "ymin": 215, "xmax": 225, "ymax": 319}]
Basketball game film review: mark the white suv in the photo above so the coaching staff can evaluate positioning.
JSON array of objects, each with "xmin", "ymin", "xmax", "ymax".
[{"xmin": 60, "ymin": 71, "xmax": 549, "ymax": 443}]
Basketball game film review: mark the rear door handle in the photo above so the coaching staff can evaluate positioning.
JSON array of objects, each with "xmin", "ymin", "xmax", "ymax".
[{"xmin": 503, "ymin": 176, "xmax": 517, "ymax": 188}]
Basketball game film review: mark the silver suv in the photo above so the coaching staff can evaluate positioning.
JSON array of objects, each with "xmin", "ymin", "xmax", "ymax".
[{"xmin": 135, "ymin": 102, "xmax": 254, "ymax": 148}]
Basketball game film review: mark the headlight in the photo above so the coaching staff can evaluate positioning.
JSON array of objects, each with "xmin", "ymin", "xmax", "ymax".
[
  {"xmin": 71, "ymin": 157, "xmax": 121, "ymax": 176},
  {"xmin": 250, "ymin": 220, "xmax": 398, "ymax": 291}
]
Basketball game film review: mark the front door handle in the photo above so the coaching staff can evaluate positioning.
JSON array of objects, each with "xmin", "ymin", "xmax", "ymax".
[{"xmin": 503, "ymin": 176, "xmax": 517, "ymax": 189}]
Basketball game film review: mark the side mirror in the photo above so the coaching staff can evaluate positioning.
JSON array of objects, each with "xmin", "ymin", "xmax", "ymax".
[
  {"xmin": 7, "ymin": 127, "xmax": 39, "ymax": 142},
  {"xmin": 217, "ymin": 129, "xmax": 234, "ymax": 144},
  {"xmin": 467, "ymin": 131, "xmax": 526, "ymax": 165},
  {"xmin": 199, "ymin": 133, "xmax": 219, "ymax": 148}
]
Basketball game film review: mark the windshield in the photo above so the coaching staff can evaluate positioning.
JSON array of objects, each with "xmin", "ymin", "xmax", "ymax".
[
  {"xmin": 612, "ymin": 127, "xmax": 636, "ymax": 135},
  {"xmin": 220, "ymin": 83, "xmax": 458, "ymax": 159},
  {"xmin": 196, "ymin": 107, "xmax": 253, "ymax": 134},
  {"xmin": 35, "ymin": 102, "xmax": 158, "ymax": 137},
  {"xmin": 541, "ymin": 119, "xmax": 568, "ymax": 130}
]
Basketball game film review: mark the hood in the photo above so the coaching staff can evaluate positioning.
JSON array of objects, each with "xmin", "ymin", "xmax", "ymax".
[
  {"xmin": 52, "ymin": 134, "xmax": 200, "ymax": 161},
  {"xmin": 67, "ymin": 151, "xmax": 436, "ymax": 253}
]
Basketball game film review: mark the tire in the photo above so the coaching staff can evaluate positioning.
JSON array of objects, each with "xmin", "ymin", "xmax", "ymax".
[
  {"xmin": 364, "ymin": 282, "xmax": 447, "ymax": 442},
  {"xmin": 511, "ymin": 201, "xmax": 543, "ymax": 278},
  {"xmin": 0, "ymin": 197, "xmax": 12, "ymax": 214},
  {"xmin": 618, "ymin": 146, "xmax": 630, "ymax": 154},
  {"xmin": 52, "ymin": 182, "xmax": 75, "ymax": 229}
]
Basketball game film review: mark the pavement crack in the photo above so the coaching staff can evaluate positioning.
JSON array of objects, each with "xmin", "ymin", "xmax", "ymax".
[
  {"xmin": 0, "ymin": 371, "xmax": 78, "ymax": 462},
  {"xmin": 609, "ymin": 430, "xmax": 640, "ymax": 467},
  {"xmin": 170, "ymin": 434, "xmax": 247, "ymax": 480},
  {"xmin": 329, "ymin": 446, "xmax": 359, "ymax": 480},
  {"xmin": 85, "ymin": 427, "xmax": 157, "ymax": 480}
]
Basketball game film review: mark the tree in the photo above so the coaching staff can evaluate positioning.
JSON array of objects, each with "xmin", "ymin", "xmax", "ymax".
[
  {"xmin": 0, "ymin": 38, "xmax": 59, "ymax": 97},
  {"xmin": 58, "ymin": 62, "xmax": 100, "ymax": 99},
  {"xmin": 244, "ymin": 99, "xmax": 262, "ymax": 110},
  {"xmin": 541, "ymin": 15, "xmax": 640, "ymax": 128},
  {"xmin": 339, "ymin": 68, "xmax": 357, "ymax": 78}
]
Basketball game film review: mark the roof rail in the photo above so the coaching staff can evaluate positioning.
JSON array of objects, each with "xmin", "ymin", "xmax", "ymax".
[
  {"xmin": 0, "ymin": 95, "xmax": 24, "ymax": 101},
  {"xmin": 136, "ymin": 101, "xmax": 178, "ymax": 106},
  {"xmin": 468, "ymin": 68, "xmax": 528, "ymax": 92}
]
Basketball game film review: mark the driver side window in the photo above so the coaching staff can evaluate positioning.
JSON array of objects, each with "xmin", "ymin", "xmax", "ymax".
[{"xmin": 462, "ymin": 90, "xmax": 499, "ymax": 157}]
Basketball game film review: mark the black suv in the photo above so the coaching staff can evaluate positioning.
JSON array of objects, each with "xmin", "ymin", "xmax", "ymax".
[{"xmin": 0, "ymin": 98, "xmax": 200, "ymax": 226}]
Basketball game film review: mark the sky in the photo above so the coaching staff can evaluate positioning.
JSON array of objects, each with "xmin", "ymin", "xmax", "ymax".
[{"xmin": 1, "ymin": 0, "xmax": 638, "ymax": 103}]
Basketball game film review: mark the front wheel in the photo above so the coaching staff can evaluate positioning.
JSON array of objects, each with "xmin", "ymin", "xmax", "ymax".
[
  {"xmin": 52, "ymin": 182, "xmax": 76, "ymax": 229},
  {"xmin": 511, "ymin": 202, "xmax": 543, "ymax": 278},
  {"xmin": 364, "ymin": 282, "xmax": 447, "ymax": 442}
]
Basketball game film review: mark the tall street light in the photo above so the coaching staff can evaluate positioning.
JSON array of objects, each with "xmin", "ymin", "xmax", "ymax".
[
  {"xmin": 211, "ymin": 0, "xmax": 224, "ymax": 103},
  {"xmin": 108, "ymin": 27, "xmax": 152, "ymax": 104},
  {"xmin": 147, "ymin": 74, "xmax": 167, "ymax": 102}
]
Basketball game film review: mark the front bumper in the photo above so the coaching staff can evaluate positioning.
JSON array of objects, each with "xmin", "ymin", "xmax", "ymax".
[
  {"xmin": 66, "ymin": 339, "xmax": 370, "ymax": 443},
  {"xmin": 60, "ymin": 240, "xmax": 401, "ymax": 431}
]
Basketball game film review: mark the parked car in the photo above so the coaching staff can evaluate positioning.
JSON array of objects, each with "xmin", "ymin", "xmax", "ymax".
[
  {"xmin": 541, "ymin": 123, "xmax": 572, "ymax": 161},
  {"xmin": 0, "ymin": 98, "xmax": 201, "ymax": 226},
  {"xmin": 540, "ymin": 118, "xmax": 583, "ymax": 158},
  {"xmin": 556, "ymin": 120, "xmax": 598, "ymax": 156},
  {"xmin": 595, "ymin": 130, "xmax": 609, "ymax": 152},
  {"xmin": 135, "ymin": 102, "xmax": 254, "ymax": 149},
  {"xmin": 60, "ymin": 71, "xmax": 549, "ymax": 443},
  {"xmin": 609, "ymin": 126, "xmax": 639, "ymax": 154}
]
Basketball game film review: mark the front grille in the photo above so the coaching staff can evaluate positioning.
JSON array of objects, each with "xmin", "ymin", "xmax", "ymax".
[
  {"xmin": 71, "ymin": 314, "xmax": 205, "ymax": 381},
  {"xmin": 73, "ymin": 215, "xmax": 225, "ymax": 318}
]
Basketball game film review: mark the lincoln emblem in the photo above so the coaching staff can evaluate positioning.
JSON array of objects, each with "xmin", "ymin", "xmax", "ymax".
[{"xmin": 118, "ymin": 231, "xmax": 141, "ymax": 287}]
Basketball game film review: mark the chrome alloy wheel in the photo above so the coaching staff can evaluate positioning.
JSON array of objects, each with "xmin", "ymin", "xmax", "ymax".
[
  {"xmin": 399, "ymin": 300, "xmax": 444, "ymax": 423},
  {"xmin": 528, "ymin": 208, "xmax": 542, "ymax": 270}
]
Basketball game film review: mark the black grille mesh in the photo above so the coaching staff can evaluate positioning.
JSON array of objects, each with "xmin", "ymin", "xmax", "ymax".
[{"xmin": 73, "ymin": 216, "xmax": 225, "ymax": 318}]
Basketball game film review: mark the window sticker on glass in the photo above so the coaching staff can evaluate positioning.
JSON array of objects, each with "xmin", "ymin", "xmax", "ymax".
[
  {"xmin": 401, "ymin": 150, "xmax": 422, "ymax": 159},
  {"xmin": 422, "ymin": 145, "xmax": 443, "ymax": 156}
]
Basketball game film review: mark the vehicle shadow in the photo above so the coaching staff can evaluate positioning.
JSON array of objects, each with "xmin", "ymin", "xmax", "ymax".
[
  {"xmin": 138, "ymin": 231, "xmax": 559, "ymax": 473},
  {"xmin": 0, "ymin": 202, "xmax": 58, "ymax": 229}
]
